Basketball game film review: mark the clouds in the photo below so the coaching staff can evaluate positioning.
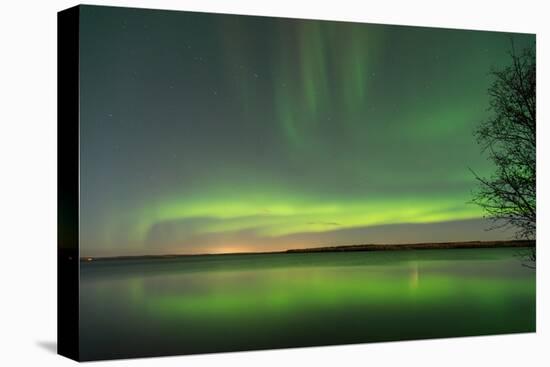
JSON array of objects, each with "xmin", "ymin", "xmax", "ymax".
[{"xmin": 136, "ymin": 217, "xmax": 515, "ymax": 256}]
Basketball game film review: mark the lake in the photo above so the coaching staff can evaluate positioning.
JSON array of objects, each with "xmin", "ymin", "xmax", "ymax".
[{"xmin": 79, "ymin": 248, "xmax": 535, "ymax": 360}]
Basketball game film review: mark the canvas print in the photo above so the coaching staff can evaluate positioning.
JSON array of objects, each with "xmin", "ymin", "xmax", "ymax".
[{"xmin": 58, "ymin": 5, "xmax": 536, "ymax": 361}]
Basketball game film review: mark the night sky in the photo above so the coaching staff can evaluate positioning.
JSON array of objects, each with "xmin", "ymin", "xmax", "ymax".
[{"xmin": 78, "ymin": 5, "xmax": 535, "ymax": 257}]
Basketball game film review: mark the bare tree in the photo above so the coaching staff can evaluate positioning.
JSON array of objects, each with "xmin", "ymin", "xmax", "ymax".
[{"xmin": 471, "ymin": 44, "xmax": 535, "ymax": 264}]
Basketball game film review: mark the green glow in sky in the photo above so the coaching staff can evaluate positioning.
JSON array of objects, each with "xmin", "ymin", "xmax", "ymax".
[{"xmin": 78, "ymin": 7, "xmax": 535, "ymax": 257}]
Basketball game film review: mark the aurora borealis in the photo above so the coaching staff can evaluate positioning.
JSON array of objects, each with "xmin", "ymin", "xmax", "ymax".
[{"xmin": 78, "ymin": 6, "xmax": 535, "ymax": 257}]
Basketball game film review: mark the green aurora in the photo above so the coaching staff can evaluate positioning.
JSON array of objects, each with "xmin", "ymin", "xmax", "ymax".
[{"xmin": 78, "ymin": 6, "xmax": 535, "ymax": 257}]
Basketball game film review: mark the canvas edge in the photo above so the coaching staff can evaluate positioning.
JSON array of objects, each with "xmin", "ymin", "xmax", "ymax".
[{"xmin": 57, "ymin": 4, "xmax": 81, "ymax": 362}]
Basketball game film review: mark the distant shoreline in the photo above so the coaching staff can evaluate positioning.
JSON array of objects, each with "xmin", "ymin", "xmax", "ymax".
[{"xmin": 79, "ymin": 239, "xmax": 535, "ymax": 262}]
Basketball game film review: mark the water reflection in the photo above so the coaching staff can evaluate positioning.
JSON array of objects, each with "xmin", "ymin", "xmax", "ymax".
[
  {"xmin": 79, "ymin": 248, "xmax": 535, "ymax": 361},
  {"xmin": 409, "ymin": 261, "xmax": 419, "ymax": 289}
]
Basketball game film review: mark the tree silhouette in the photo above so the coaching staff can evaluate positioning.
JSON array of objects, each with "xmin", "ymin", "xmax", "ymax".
[{"xmin": 471, "ymin": 44, "xmax": 535, "ymax": 264}]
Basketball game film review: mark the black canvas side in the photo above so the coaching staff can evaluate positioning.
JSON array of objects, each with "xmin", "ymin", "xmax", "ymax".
[{"xmin": 57, "ymin": 5, "xmax": 80, "ymax": 362}]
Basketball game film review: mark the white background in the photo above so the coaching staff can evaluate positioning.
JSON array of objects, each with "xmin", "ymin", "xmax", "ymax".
[{"xmin": 0, "ymin": 0, "xmax": 548, "ymax": 365}]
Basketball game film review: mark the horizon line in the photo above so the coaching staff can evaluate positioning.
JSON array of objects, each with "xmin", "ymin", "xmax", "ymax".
[{"xmin": 77, "ymin": 239, "xmax": 535, "ymax": 261}]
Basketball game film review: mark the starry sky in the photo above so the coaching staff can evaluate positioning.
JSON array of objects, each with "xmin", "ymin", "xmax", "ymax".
[{"xmin": 78, "ymin": 5, "xmax": 535, "ymax": 257}]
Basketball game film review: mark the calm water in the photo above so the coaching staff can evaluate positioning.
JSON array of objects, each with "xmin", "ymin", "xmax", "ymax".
[{"xmin": 79, "ymin": 248, "xmax": 535, "ymax": 360}]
